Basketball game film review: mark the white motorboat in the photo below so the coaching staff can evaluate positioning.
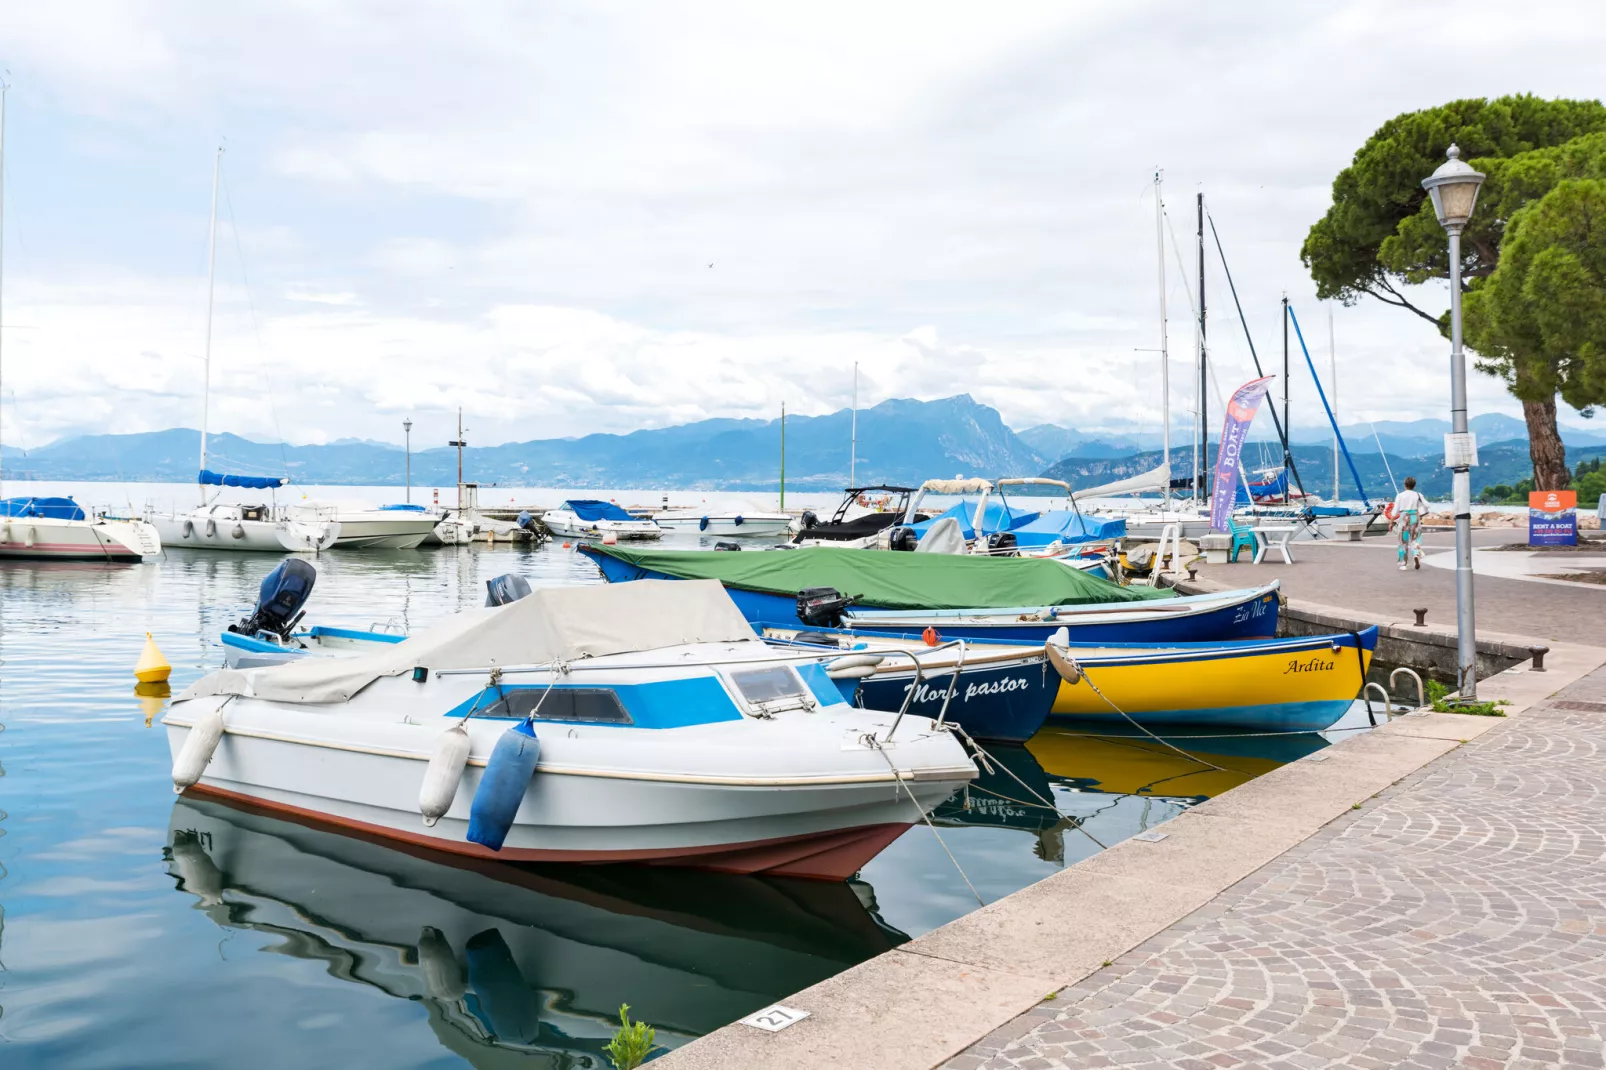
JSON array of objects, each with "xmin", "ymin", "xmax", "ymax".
[
  {"xmin": 0, "ymin": 496, "xmax": 161, "ymax": 561},
  {"xmin": 652, "ymin": 506, "xmax": 793, "ymax": 537},
  {"xmin": 292, "ymin": 502, "xmax": 442, "ymax": 550},
  {"xmin": 542, "ymin": 500, "xmax": 661, "ymax": 541},
  {"xmin": 153, "ymin": 501, "xmax": 339, "ymax": 553},
  {"xmin": 167, "ymin": 580, "xmax": 974, "ymax": 880}
]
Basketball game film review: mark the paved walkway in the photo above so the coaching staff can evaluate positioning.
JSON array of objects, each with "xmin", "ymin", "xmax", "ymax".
[
  {"xmin": 1197, "ymin": 533, "xmax": 1606, "ymax": 646},
  {"xmin": 942, "ymin": 670, "xmax": 1606, "ymax": 1069}
]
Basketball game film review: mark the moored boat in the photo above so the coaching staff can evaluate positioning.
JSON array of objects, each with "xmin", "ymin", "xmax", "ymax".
[
  {"xmin": 652, "ymin": 506, "xmax": 793, "ymax": 537},
  {"xmin": 291, "ymin": 502, "xmax": 441, "ymax": 550},
  {"xmin": 0, "ymin": 496, "xmax": 162, "ymax": 561},
  {"xmin": 153, "ymin": 500, "xmax": 338, "ymax": 552},
  {"xmin": 542, "ymin": 500, "xmax": 662, "ymax": 540},
  {"xmin": 167, "ymin": 580, "xmax": 975, "ymax": 880},
  {"xmin": 1044, "ymin": 627, "xmax": 1376, "ymax": 731}
]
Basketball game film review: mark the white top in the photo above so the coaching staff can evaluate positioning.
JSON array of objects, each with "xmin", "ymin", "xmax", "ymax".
[{"xmin": 1393, "ymin": 489, "xmax": 1430, "ymax": 514}]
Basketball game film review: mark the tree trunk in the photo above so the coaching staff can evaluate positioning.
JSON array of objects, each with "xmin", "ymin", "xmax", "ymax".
[{"xmin": 1523, "ymin": 397, "xmax": 1570, "ymax": 490}]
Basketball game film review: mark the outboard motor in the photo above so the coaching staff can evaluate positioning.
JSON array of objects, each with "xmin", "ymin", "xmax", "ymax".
[
  {"xmin": 886, "ymin": 525, "xmax": 919, "ymax": 551},
  {"xmin": 797, "ymin": 586, "xmax": 854, "ymax": 628},
  {"xmin": 985, "ymin": 531, "xmax": 1018, "ymax": 556},
  {"xmin": 800, "ymin": 510, "xmax": 819, "ymax": 530},
  {"xmin": 713, "ymin": 540, "xmax": 742, "ymax": 551},
  {"xmin": 485, "ymin": 573, "xmax": 534, "ymax": 607},
  {"xmin": 228, "ymin": 558, "xmax": 317, "ymax": 640}
]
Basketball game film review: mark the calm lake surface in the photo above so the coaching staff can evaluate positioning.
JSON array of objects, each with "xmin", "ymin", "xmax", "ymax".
[{"xmin": 0, "ymin": 528, "xmax": 1372, "ymax": 1068}]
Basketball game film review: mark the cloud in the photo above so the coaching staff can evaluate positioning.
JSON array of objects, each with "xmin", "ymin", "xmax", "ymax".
[{"xmin": 1, "ymin": 1, "xmax": 1603, "ymax": 454}]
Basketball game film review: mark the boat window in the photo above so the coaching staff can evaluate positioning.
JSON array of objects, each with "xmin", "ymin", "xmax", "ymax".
[
  {"xmin": 729, "ymin": 666, "xmax": 816, "ymax": 713},
  {"xmin": 480, "ymin": 687, "xmax": 632, "ymax": 724}
]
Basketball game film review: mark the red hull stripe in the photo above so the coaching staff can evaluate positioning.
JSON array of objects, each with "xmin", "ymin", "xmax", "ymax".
[
  {"xmin": 187, "ymin": 783, "xmax": 910, "ymax": 881},
  {"xmin": 0, "ymin": 542, "xmax": 141, "ymax": 557}
]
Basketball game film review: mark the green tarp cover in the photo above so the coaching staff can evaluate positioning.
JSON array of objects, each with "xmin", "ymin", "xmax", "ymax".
[{"xmin": 587, "ymin": 545, "xmax": 1174, "ymax": 610}]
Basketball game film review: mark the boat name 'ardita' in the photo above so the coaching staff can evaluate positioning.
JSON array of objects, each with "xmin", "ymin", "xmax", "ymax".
[{"xmin": 1283, "ymin": 656, "xmax": 1335, "ymax": 674}]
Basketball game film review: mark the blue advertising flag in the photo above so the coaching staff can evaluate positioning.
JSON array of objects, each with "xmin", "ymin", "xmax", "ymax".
[{"xmin": 1209, "ymin": 376, "xmax": 1275, "ymax": 532}]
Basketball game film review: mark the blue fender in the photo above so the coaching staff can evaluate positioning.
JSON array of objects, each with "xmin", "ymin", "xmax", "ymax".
[
  {"xmin": 466, "ymin": 721, "xmax": 540, "ymax": 851},
  {"xmin": 699, "ymin": 516, "xmax": 709, "ymax": 531},
  {"xmin": 734, "ymin": 515, "xmax": 744, "ymax": 526}
]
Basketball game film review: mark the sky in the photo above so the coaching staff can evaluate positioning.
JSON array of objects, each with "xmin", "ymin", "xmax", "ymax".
[{"xmin": 1, "ymin": 1, "xmax": 1603, "ymax": 453}]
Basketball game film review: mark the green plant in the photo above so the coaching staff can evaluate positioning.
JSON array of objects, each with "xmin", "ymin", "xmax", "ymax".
[
  {"xmin": 606, "ymin": 1003, "xmax": 656, "ymax": 1070},
  {"xmin": 1425, "ymin": 677, "xmax": 1508, "ymax": 716}
]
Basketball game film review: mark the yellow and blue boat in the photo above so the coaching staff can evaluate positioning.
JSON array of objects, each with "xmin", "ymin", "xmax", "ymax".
[{"xmin": 1046, "ymin": 627, "xmax": 1377, "ymax": 732}]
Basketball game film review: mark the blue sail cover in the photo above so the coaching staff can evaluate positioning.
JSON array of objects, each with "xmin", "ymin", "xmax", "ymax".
[
  {"xmin": 1248, "ymin": 470, "xmax": 1289, "ymax": 503},
  {"xmin": 910, "ymin": 501, "xmax": 1041, "ymax": 541},
  {"xmin": 380, "ymin": 503, "xmax": 429, "ymax": 512},
  {"xmin": 563, "ymin": 499, "xmax": 636, "ymax": 522},
  {"xmin": 1008, "ymin": 510, "xmax": 1126, "ymax": 548},
  {"xmin": 199, "ymin": 469, "xmax": 288, "ymax": 490},
  {"xmin": 0, "ymin": 496, "xmax": 87, "ymax": 520}
]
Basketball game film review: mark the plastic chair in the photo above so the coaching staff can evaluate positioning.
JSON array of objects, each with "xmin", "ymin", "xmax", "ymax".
[{"xmin": 1227, "ymin": 518, "xmax": 1258, "ymax": 563}]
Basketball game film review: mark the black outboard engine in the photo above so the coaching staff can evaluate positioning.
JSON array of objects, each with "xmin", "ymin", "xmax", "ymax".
[
  {"xmin": 797, "ymin": 586, "xmax": 854, "ymax": 628},
  {"xmin": 229, "ymin": 558, "xmax": 317, "ymax": 640},
  {"xmin": 800, "ymin": 510, "xmax": 819, "ymax": 530},
  {"xmin": 985, "ymin": 531, "xmax": 1019, "ymax": 556},
  {"xmin": 485, "ymin": 573, "xmax": 534, "ymax": 607},
  {"xmin": 886, "ymin": 525, "xmax": 918, "ymax": 551}
]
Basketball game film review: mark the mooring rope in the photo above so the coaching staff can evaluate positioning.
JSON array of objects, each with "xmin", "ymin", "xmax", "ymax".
[
  {"xmin": 869, "ymin": 738, "xmax": 985, "ymax": 908},
  {"xmin": 949, "ymin": 723, "xmax": 1110, "ymax": 850},
  {"xmin": 1059, "ymin": 651, "xmax": 1229, "ymax": 773}
]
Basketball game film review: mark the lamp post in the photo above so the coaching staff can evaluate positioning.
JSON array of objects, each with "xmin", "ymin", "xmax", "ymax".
[
  {"xmin": 1422, "ymin": 144, "xmax": 1486, "ymax": 699},
  {"xmin": 402, "ymin": 418, "xmax": 413, "ymax": 503}
]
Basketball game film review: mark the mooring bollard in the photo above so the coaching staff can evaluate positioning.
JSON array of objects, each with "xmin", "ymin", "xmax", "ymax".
[
  {"xmin": 1530, "ymin": 645, "xmax": 1549, "ymax": 672},
  {"xmin": 1413, "ymin": 607, "xmax": 1428, "ymax": 627},
  {"xmin": 1186, "ymin": 565, "xmax": 1199, "ymax": 581}
]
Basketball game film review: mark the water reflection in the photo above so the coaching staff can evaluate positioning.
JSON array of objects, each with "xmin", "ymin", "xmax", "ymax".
[{"xmin": 164, "ymin": 796, "xmax": 906, "ymax": 1065}]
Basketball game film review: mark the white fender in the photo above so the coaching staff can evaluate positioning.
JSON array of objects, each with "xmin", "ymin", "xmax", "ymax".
[
  {"xmin": 205, "ymin": 518, "xmax": 217, "ymax": 537},
  {"xmin": 418, "ymin": 724, "xmax": 472, "ymax": 826},
  {"xmin": 826, "ymin": 663, "xmax": 880, "ymax": 680},
  {"xmin": 24, "ymin": 525, "xmax": 37, "ymax": 548},
  {"xmin": 417, "ymin": 926, "xmax": 466, "ymax": 1000},
  {"xmin": 182, "ymin": 519, "xmax": 195, "ymax": 538},
  {"xmin": 172, "ymin": 705, "xmax": 227, "ymax": 792},
  {"xmin": 231, "ymin": 523, "xmax": 246, "ymax": 539}
]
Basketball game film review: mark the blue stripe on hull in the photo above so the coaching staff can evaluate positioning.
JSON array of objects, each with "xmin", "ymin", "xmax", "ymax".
[
  {"xmin": 856, "ymin": 661, "xmax": 1056, "ymax": 744},
  {"xmin": 1052, "ymin": 698, "xmax": 1350, "ymax": 733}
]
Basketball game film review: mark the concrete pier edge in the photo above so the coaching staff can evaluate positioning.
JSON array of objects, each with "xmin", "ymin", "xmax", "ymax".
[{"xmin": 656, "ymin": 637, "xmax": 1606, "ymax": 1069}]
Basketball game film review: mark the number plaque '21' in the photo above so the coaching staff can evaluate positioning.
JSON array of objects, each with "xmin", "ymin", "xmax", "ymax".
[{"xmin": 739, "ymin": 1004, "xmax": 811, "ymax": 1032}]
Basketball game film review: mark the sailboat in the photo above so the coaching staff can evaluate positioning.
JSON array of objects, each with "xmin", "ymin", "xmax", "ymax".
[
  {"xmin": 148, "ymin": 147, "xmax": 338, "ymax": 553},
  {"xmin": 0, "ymin": 79, "xmax": 163, "ymax": 562}
]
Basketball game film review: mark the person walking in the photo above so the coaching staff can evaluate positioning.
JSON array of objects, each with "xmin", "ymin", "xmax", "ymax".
[{"xmin": 1391, "ymin": 476, "xmax": 1430, "ymax": 571}]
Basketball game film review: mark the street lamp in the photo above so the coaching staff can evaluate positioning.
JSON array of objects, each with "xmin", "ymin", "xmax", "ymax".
[
  {"xmin": 1421, "ymin": 144, "xmax": 1486, "ymax": 699},
  {"xmin": 403, "ymin": 418, "xmax": 413, "ymax": 503}
]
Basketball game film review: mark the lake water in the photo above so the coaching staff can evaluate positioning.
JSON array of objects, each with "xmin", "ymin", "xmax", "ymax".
[{"xmin": 0, "ymin": 513, "xmax": 1373, "ymax": 1068}]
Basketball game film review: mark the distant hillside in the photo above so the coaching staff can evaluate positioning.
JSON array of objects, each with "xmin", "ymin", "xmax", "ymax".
[{"xmin": 0, "ymin": 394, "xmax": 1048, "ymax": 491}]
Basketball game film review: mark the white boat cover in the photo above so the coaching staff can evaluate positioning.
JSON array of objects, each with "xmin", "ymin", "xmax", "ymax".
[
  {"xmin": 915, "ymin": 516, "xmax": 967, "ymax": 554},
  {"xmin": 917, "ymin": 478, "xmax": 993, "ymax": 495},
  {"xmin": 179, "ymin": 579, "xmax": 758, "ymax": 705},
  {"xmin": 1070, "ymin": 462, "xmax": 1171, "ymax": 501}
]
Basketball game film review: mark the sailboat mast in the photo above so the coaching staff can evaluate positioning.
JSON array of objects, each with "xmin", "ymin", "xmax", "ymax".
[
  {"xmin": 198, "ymin": 146, "xmax": 223, "ymax": 501},
  {"xmin": 779, "ymin": 401, "xmax": 786, "ymax": 510},
  {"xmin": 1155, "ymin": 169, "xmax": 1169, "ymax": 507},
  {"xmin": 454, "ymin": 408, "xmax": 464, "ymax": 512},
  {"xmin": 1329, "ymin": 305, "xmax": 1339, "ymax": 502},
  {"xmin": 1282, "ymin": 294, "xmax": 1290, "ymax": 480},
  {"xmin": 1196, "ymin": 192, "xmax": 1207, "ymax": 503},
  {"xmin": 0, "ymin": 76, "xmax": 8, "ymax": 498},
  {"xmin": 850, "ymin": 363, "xmax": 857, "ymax": 488}
]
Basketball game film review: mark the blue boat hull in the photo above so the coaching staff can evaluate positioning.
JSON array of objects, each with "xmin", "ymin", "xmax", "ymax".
[
  {"xmin": 852, "ymin": 657, "xmax": 1056, "ymax": 744},
  {"xmin": 582, "ymin": 550, "xmax": 1276, "ymax": 643}
]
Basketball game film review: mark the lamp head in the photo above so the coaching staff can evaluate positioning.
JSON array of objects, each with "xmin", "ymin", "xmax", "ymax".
[
  {"xmin": 403, "ymin": 418, "xmax": 413, "ymax": 433},
  {"xmin": 1421, "ymin": 144, "xmax": 1485, "ymax": 231}
]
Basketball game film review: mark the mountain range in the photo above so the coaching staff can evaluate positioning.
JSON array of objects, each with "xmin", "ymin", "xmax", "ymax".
[{"xmin": 5, "ymin": 393, "xmax": 1599, "ymax": 495}]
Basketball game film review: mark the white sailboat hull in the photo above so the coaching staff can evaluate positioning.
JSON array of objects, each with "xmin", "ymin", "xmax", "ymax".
[
  {"xmin": 0, "ymin": 515, "xmax": 160, "ymax": 561},
  {"xmin": 152, "ymin": 512, "xmax": 338, "ymax": 552}
]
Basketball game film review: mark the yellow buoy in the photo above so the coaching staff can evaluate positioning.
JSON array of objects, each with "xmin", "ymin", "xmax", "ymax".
[{"xmin": 135, "ymin": 632, "xmax": 172, "ymax": 684}]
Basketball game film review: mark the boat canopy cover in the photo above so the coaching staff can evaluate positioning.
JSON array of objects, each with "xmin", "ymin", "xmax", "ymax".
[
  {"xmin": 380, "ymin": 503, "xmax": 429, "ymax": 512},
  {"xmin": 916, "ymin": 478, "xmax": 993, "ymax": 495},
  {"xmin": 1070, "ymin": 462, "xmax": 1171, "ymax": 501},
  {"xmin": 911, "ymin": 501, "xmax": 1039, "ymax": 540},
  {"xmin": 1007, "ymin": 510, "xmax": 1126, "ymax": 547},
  {"xmin": 562, "ymin": 499, "xmax": 637, "ymax": 522},
  {"xmin": 584, "ymin": 545, "xmax": 1173, "ymax": 610},
  {"xmin": 0, "ymin": 496, "xmax": 87, "ymax": 520},
  {"xmin": 178, "ymin": 579, "xmax": 758, "ymax": 705},
  {"xmin": 199, "ymin": 469, "xmax": 288, "ymax": 490}
]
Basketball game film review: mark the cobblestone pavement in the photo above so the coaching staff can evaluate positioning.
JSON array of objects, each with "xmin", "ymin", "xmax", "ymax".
[{"xmin": 942, "ymin": 672, "xmax": 1606, "ymax": 1070}]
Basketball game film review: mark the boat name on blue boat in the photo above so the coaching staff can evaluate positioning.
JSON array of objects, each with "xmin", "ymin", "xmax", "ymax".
[{"xmin": 903, "ymin": 675, "xmax": 1033, "ymax": 703}]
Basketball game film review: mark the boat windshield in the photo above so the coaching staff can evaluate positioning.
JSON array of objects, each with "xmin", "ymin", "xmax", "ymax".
[
  {"xmin": 480, "ymin": 687, "xmax": 633, "ymax": 724},
  {"xmin": 829, "ymin": 486, "xmax": 914, "ymax": 524}
]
